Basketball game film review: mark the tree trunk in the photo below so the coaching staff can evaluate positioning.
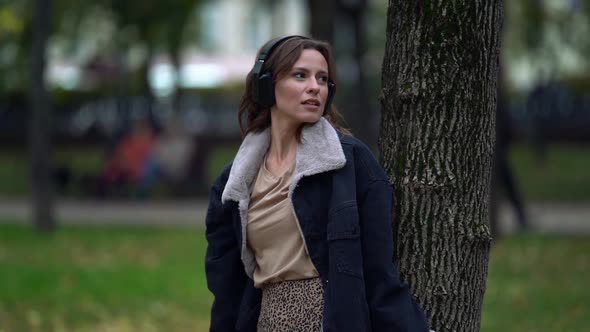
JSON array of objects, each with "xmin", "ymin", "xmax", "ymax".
[
  {"xmin": 306, "ymin": 0, "xmax": 336, "ymax": 42},
  {"xmin": 167, "ymin": 14, "xmax": 188, "ymax": 114},
  {"xmin": 379, "ymin": 1, "xmax": 502, "ymax": 331},
  {"xmin": 29, "ymin": 0, "xmax": 55, "ymax": 232}
]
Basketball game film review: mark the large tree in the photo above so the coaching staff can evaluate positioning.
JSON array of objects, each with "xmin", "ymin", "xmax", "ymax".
[{"xmin": 379, "ymin": 1, "xmax": 502, "ymax": 331}]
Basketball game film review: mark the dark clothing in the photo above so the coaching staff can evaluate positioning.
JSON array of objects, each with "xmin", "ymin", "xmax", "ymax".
[
  {"xmin": 490, "ymin": 90, "xmax": 528, "ymax": 236},
  {"xmin": 205, "ymin": 132, "xmax": 429, "ymax": 332}
]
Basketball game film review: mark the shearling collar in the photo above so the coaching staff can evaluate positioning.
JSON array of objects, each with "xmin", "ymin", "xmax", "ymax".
[
  {"xmin": 220, "ymin": 117, "xmax": 346, "ymax": 278},
  {"xmin": 221, "ymin": 117, "xmax": 346, "ymax": 204}
]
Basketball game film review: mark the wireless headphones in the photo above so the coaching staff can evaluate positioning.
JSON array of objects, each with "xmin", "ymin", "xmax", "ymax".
[{"xmin": 250, "ymin": 35, "xmax": 336, "ymax": 113}]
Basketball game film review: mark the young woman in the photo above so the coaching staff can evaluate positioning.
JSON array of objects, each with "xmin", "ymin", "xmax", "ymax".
[{"xmin": 205, "ymin": 35, "xmax": 429, "ymax": 332}]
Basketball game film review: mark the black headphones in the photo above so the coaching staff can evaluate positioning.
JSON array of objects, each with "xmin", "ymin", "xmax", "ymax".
[{"xmin": 250, "ymin": 35, "xmax": 336, "ymax": 113}]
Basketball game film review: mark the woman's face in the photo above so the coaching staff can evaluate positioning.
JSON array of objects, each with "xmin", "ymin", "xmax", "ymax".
[{"xmin": 272, "ymin": 49, "xmax": 330, "ymax": 127}]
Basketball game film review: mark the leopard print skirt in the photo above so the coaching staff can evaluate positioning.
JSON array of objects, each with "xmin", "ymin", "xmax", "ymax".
[{"xmin": 257, "ymin": 277, "xmax": 324, "ymax": 332}]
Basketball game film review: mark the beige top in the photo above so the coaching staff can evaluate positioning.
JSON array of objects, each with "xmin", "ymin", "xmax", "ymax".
[{"xmin": 247, "ymin": 157, "xmax": 319, "ymax": 288}]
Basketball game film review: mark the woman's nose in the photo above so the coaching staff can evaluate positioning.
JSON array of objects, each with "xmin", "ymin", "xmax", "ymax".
[{"xmin": 307, "ymin": 80, "xmax": 320, "ymax": 94}]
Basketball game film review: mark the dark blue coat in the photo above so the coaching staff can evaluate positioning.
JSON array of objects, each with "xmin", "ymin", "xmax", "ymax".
[{"xmin": 205, "ymin": 120, "xmax": 429, "ymax": 332}]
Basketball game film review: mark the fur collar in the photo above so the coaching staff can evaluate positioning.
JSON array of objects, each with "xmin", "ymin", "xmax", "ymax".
[
  {"xmin": 220, "ymin": 117, "xmax": 346, "ymax": 278},
  {"xmin": 222, "ymin": 117, "xmax": 346, "ymax": 203}
]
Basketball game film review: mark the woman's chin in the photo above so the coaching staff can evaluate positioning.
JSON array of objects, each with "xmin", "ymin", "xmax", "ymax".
[{"xmin": 298, "ymin": 113, "xmax": 323, "ymax": 124}]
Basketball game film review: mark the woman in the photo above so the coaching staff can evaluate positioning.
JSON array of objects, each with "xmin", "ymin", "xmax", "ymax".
[{"xmin": 205, "ymin": 35, "xmax": 429, "ymax": 332}]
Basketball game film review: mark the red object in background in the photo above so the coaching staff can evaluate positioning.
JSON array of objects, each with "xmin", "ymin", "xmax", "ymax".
[{"xmin": 103, "ymin": 121, "xmax": 155, "ymax": 183}]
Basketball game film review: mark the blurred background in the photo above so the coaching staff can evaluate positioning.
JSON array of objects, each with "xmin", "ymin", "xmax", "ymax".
[{"xmin": 0, "ymin": 0, "xmax": 589, "ymax": 331}]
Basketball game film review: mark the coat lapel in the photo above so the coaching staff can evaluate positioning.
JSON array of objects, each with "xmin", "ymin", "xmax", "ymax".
[{"xmin": 221, "ymin": 117, "xmax": 346, "ymax": 278}]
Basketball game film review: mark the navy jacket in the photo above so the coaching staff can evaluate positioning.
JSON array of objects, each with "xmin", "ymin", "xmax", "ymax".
[{"xmin": 205, "ymin": 118, "xmax": 429, "ymax": 331}]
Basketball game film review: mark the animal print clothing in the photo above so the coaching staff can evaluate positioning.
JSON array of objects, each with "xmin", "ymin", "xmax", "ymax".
[{"xmin": 257, "ymin": 277, "xmax": 324, "ymax": 332}]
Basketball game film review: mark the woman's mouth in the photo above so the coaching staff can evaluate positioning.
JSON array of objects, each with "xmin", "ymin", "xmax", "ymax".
[{"xmin": 302, "ymin": 99, "xmax": 321, "ymax": 110}]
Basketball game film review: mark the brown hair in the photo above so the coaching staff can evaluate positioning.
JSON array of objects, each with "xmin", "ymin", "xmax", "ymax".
[{"xmin": 238, "ymin": 36, "xmax": 349, "ymax": 138}]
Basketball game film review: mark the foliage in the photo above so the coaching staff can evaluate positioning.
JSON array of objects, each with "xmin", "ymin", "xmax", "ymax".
[
  {"xmin": 0, "ymin": 0, "xmax": 203, "ymax": 93},
  {"xmin": 504, "ymin": 0, "xmax": 590, "ymax": 92},
  {"xmin": 0, "ymin": 224, "xmax": 588, "ymax": 331}
]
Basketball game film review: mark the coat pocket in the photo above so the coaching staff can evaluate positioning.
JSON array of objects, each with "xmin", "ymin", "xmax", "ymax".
[{"xmin": 327, "ymin": 203, "xmax": 363, "ymax": 279}]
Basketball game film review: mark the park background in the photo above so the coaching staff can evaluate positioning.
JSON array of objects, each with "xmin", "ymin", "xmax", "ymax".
[{"xmin": 0, "ymin": 0, "xmax": 589, "ymax": 331}]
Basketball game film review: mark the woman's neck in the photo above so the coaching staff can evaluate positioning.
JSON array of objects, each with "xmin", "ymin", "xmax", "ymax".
[{"xmin": 267, "ymin": 116, "xmax": 299, "ymax": 164}]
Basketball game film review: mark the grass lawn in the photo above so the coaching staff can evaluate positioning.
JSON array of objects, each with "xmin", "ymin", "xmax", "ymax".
[
  {"xmin": 0, "ymin": 223, "xmax": 211, "ymax": 332},
  {"xmin": 0, "ymin": 145, "xmax": 239, "ymax": 199},
  {"xmin": 481, "ymin": 234, "xmax": 589, "ymax": 331},
  {"xmin": 0, "ymin": 223, "xmax": 588, "ymax": 331},
  {"xmin": 510, "ymin": 144, "xmax": 590, "ymax": 202},
  {"xmin": 0, "ymin": 147, "xmax": 104, "ymax": 197}
]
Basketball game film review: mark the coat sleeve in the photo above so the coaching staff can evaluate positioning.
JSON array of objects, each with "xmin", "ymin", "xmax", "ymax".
[
  {"xmin": 205, "ymin": 171, "xmax": 247, "ymax": 332},
  {"xmin": 354, "ymin": 151, "xmax": 430, "ymax": 331}
]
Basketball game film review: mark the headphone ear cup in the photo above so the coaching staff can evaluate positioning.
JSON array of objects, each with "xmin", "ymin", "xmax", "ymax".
[
  {"xmin": 324, "ymin": 82, "xmax": 336, "ymax": 114},
  {"xmin": 258, "ymin": 72, "xmax": 275, "ymax": 108}
]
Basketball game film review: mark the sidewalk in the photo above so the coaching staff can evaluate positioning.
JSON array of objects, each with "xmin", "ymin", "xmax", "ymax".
[
  {"xmin": 0, "ymin": 198, "xmax": 589, "ymax": 234},
  {"xmin": 0, "ymin": 198, "xmax": 208, "ymax": 227},
  {"xmin": 496, "ymin": 201, "xmax": 590, "ymax": 235}
]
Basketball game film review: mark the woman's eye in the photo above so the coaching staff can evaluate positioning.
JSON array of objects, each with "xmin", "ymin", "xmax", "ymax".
[
  {"xmin": 293, "ymin": 72, "xmax": 305, "ymax": 79},
  {"xmin": 318, "ymin": 76, "xmax": 329, "ymax": 84}
]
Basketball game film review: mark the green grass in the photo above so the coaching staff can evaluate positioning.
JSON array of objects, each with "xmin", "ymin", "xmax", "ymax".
[
  {"xmin": 206, "ymin": 144, "xmax": 238, "ymax": 185},
  {"xmin": 481, "ymin": 234, "xmax": 590, "ymax": 331},
  {"xmin": 0, "ymin": 147, "xmax": 104, "ymax": 197},
  {"xmin": 0, "ymin": 223, "xmax": 211, "ymax": 331},
  {"xmin": 0, "ymin": 150, "xmax": 32, "ymax": 196},
  {"xmin": 0, "ymin": 145, "xmax": 239, "ymax": 199},
  {"xmin": 510, "ymin": 144, "xmax": 590, "ymax": 202},
  {"xmin": 0, "ymin": 223, "xmax": 588, "ymax": 331}
]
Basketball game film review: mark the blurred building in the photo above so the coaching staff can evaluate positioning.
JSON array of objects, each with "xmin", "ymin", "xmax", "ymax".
[
  {"xmin": 199, "ymin": 0, "xmax": 307, "ymax": 55},
  {"xmin": 48, "ymin": 0, "xmax": 309, "ymax": 93}
]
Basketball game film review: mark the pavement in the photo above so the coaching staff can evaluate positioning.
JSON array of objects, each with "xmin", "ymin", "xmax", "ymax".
[
  {"xmin": 0, "ymin": 198, "xmax": 589, "ymax": 234},
  {"xmin": 0, "ymin": 198, "xmax": 208, "ymax": 227}
]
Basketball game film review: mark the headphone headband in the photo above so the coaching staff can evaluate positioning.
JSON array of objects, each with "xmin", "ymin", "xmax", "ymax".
[{"xmin": 256, "ymin": 35, "xmax": 309, "ymax": 72}]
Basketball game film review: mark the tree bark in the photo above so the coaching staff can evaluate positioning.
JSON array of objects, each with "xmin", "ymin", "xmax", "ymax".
[
  {"xmin": 29, "ymin": 0, "xmax": 55, "ymax": 232},
  {"xmin": 379, "ymin": 1, "xmax": 502, "ymax": 331}
]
